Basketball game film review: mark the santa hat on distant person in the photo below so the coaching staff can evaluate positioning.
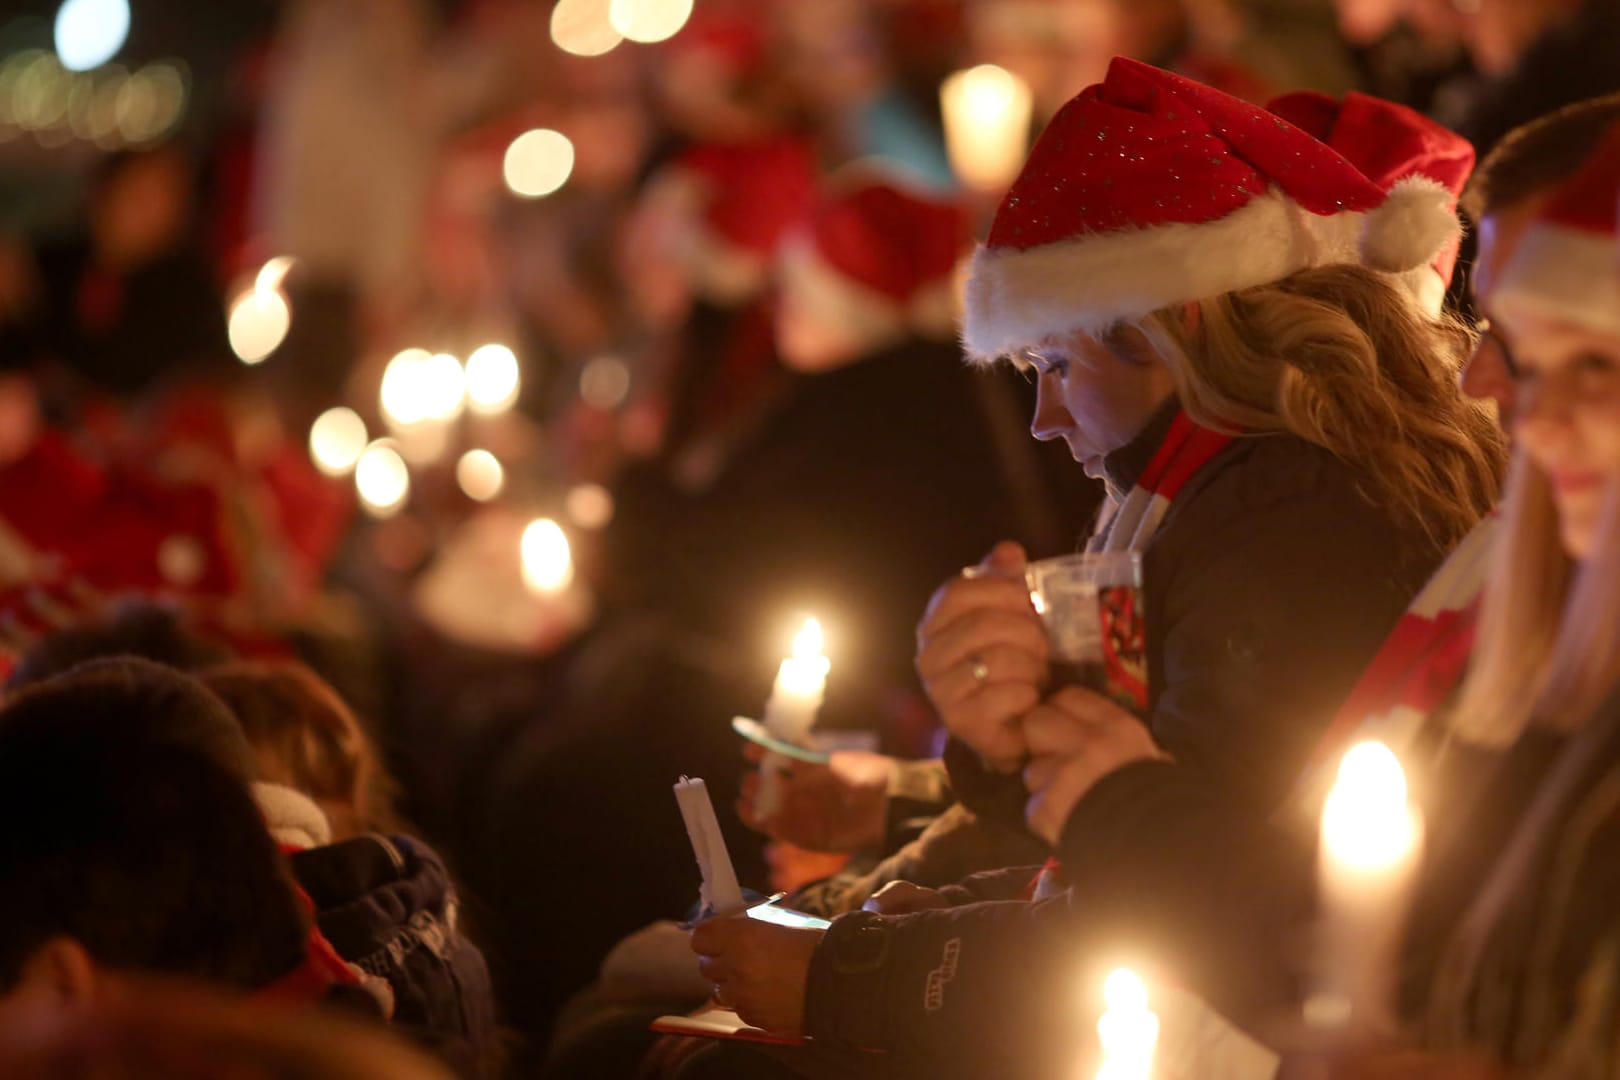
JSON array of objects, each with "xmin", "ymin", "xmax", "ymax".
[
  {"xmin": 962, "ymin": 57, "xmax": 1464, "ymax": 361},
  {"xmin": 648, "ymin": 136, "xmax": 818, "ymax": 305},
  {"xmin": 776, "ymin": 163, "xmax": 971, "ymax": 350},
  {"xmin": 1266, "ymin": 89, "xmax": 1475, "ymax": 315},
  {"xmin": 1494, "ymin": 124, "xmax": 1620, "ymax": 336}
]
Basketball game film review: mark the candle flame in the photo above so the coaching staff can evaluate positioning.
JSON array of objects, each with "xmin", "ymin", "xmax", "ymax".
[
  {"xmin": 792, "ymin": 617, "xmax": 824, "ymax": 661},
  {"xmin": 1103, "ymin": 968, "xmax": 1148, "ymax": 1013},
  {"xmin": 1096, "ymin": 967, "xmax": 1158, "ymax": 1080},
  {"xmin": 521, "ymin": 518, "xmax": 574, "ymax": 594},
  {"xmin": 1322, "ymin": 740, "xmax": 1418, "ymax": 869}
]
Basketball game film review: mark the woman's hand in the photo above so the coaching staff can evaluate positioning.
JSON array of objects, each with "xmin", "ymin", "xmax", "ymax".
[
  {"xmin": 862, "ymin": 880, "xmax": 952, "ymax": 915},
  {"xmin": 915, "ymin": 541, "xmax": 1049, "ymax": 773},
  {"xmin": 1022, "ymin": 686, "xmax": 1168, "ymax": 845},
  {"xmin": 689, "ymin": 917, "xmax": 824, "ymax": 1036},
  {"xmin": 737, "ymin": 745, "xmax": 895, "ymax": 854}
]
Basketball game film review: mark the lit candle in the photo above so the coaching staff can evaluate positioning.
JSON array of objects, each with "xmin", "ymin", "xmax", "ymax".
[
  {"xmin": 939, "ymin": 64, "xmax": 1034, "ymax": 196},
  {"xmin": 1095, "ymin": 968, "xmax": 1159, "ymax": 1080},
  {"xmin": 755, "ymin": 618, "xmax": 830, "ymax": 818},
  {"xmin": 673, "ymin": 775, "xmax": 745, "ymax": 917},
  {"xmin": 1313, "ymin": 741, "xmax": 1424, "ymax": 1037},
  {"xmin": 764, "ymin": 617, "xmax": 830, "ymax": 743}
]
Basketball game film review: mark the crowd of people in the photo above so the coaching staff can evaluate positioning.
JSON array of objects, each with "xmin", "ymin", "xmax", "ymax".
[{"xmin": 1, "ymin": 0, "xmax": 1620, "ymax": 1077}]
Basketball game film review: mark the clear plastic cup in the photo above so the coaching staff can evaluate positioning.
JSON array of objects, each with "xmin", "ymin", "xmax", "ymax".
[{"xmin": 1024, "ymin": 551, "xmax": 1148, "ymax": 711}]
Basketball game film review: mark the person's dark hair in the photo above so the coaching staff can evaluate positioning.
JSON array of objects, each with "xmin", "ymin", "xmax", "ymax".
[
  {"xmin": 1461, "ymin": 93, "xmax": 1620, "ymax": 221},
  {"xmin": 6, "ymin": 601, "xmax": 233, "ymax": 692},
  {"xmin": 0, "ymin": 659, "xmax": 305, "ymax": 991}
]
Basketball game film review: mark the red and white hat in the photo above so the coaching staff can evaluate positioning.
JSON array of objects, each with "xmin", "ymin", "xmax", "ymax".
[
  {"xmin": 962, "ymin": 57, "xmax": 1463, "ymax": 361},
  {"xmin": 776, "ymin": 165, "xmax": 971, "ymax": 348},
  {"xmin": 646, "ymin": 136, "xmax": 819, "ymax": 304},
  {"xmin": 1495, "ymin": 124, "xmax": 1620, "ymax": 336},
  {"xmin": 1266, "ymin": 89, "xmax": 1475, "ymax": 315}
]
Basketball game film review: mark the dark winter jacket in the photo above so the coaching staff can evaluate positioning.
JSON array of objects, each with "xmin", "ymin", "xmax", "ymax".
[
  {"xmin": 801, "ymin": 406, "xmax": 1449, "ymax": 1077},
  {"xmin": 290, "ymin": 834, "xmax": 500, "ymax": 1078}
]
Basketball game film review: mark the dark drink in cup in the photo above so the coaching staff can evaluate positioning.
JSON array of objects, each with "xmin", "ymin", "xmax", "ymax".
[{"xmin": 1025, "ymin": 554, "xmax": 1147, "ymax": 713}]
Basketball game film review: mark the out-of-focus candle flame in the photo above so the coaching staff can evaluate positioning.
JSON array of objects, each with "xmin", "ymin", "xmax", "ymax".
[
  {"xmin": 521, "ymin": 518, "xmax": 574, "ymax": 594},
  {"xmin": 551, "ymin": 0, "xmax": 623, "ymax": 57},
  {"xmin": 792, "ymin": 617, "xmax": 824, "ymax": 662},
  {"xmin": 309, "ymin": 407, "xmax": 367, "ymax": 477},
  {"xmin": 421, "ymin": 352, "xmax": 466, "ymax": 422},
  {"xmin": 380, "ymin": 348, "xmax": 432, "ymax": 426},
  {"xmin": 1096, "ymin": 968, "xmax": 1158, "ymax": 1080},
  {"xmin": 504, "ymin": 128, "xmax": 575, "ymax": 198},
  {"xmin": 465, "ymin": 344, "xmax": 521, "ymax": 414},
  {"xmin": 1322, "ymin": 741, "xmax": 1419, "ymax": 870},
  {"xmin": 354, "ymin": 441, "xmax": 409, "ymax": 516},
  {"xmin": 608, "ymin": 0, "xmax": 694, "ymax": 43},
  {"xmin": 564, "ymin": 483, "xmax": 615, "ymax": 529},
  {"xmin": 456, "ymin": 449, "xmax": 504, "ymax": 502},
  {"xmin": 940, "ymin": 63, "xmax": 1033, "ymax": 194}
]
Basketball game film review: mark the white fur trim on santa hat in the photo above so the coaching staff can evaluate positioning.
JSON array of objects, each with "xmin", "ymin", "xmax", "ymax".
[
  {"xmin": 962, "ymin": 178, "xmax": 1460, "ymax": 362},
  {"xmin": 1496, "ymin": 224, "xmax": 1620, "ymax": 337},
  {"xmin": 777, "ymin": 237, "xmax": 909, "ymax": 363},
  {"xmin": 252, "ymin": 781, "xmax": 333, "ymax": 850}
]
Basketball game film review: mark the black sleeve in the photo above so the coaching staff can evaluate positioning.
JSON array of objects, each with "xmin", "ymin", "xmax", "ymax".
[
  {"xmin": 804, "ymin": 900, "xmax": 1088, "ymax": 1078},
  {"xmin": 1057, "ymin": 759, "xmax": 1317, "ymax": 1031}
]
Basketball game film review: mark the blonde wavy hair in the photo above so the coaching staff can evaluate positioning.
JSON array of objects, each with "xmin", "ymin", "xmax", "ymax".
[
  {"xmin": 1136, "ymin": 263, "xmax": 1506, "ymax": 551},
  {"xmin": 1448, "ymin": 455, "xmax": 1620, "ymax": 747}
]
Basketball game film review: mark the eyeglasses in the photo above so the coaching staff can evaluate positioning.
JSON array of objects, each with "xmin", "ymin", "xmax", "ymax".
[{"xmin": 1472, "ymin": 317, "xmax": 1521, "ymax": 380}]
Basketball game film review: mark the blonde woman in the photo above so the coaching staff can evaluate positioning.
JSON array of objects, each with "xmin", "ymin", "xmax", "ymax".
[{"xmin": 681, "ymin": 65, "xmax": 1504, "ymax": 1077}]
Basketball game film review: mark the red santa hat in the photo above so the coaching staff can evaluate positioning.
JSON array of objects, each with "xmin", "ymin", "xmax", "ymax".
[
  {"xmin": 962, "ymin": 57, "xmax": 1463, "ymax": 361},
  {"xmin": 776, "ymin": 164, "xmax": 972, "ymax": 349},
  {"xmin": 1495, "ymin": 124, "xmax": 1620, "ymax": 337},
  {"xmin": 1266, "ymin": 89, "xmax": 1475, "ymax": 316},
  {"xmin": 650, "ymin": 137, "xmax": 819, "ymax": 305}
]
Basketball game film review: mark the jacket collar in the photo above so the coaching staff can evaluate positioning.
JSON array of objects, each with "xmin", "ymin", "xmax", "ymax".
[{"xmin": 1100, "ymin": 396, "xmax": 1181, "ymax": 499}]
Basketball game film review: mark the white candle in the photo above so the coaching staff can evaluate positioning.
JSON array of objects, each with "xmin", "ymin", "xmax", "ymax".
[
  {"xmin": 1313, "ymin": 741, "xmax": 1424, "ymax": 1037},
  {"xmin": 939, "ymin": 63, "xmax": 1034, "ymax": 196},
  {"xmin": 1095, "ymin": 968, "xmax": 1159, "ymax": 1080},
  {"xmin": 673, "ymin": 776, "xmax": 745, "ymax": 917}
]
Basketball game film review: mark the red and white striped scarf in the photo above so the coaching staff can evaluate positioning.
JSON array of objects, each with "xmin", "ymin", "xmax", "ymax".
[
  {"xmin": 1087, "ymin": 410, "xmax": 1237, "ymax": 555},
  {"xmin": 1302, "ymin": 514, "xmax": 1497, "ymax": 779}
]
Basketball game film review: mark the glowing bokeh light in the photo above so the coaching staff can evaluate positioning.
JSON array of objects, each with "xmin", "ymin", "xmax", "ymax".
[
  {"xmin": 421, "ymin": 352, "xmax": 467, "ymax": 422},
  {"xmin": 1321, "ymin": 741, "xmax": 1419, "ymax": 870},
  {"xmin": 354, "ymin": 442, "xmax": 410, "ymax": 516},
  {"xmin": 1096, "ymin": 968, "xmax": 1158, "ymax": 1080},
  {"xmin": 503, "ymin": 128, "xmax": 574, "ymax": 199},
  {"xmin": 55, "ymin": 0, "xmax": 130, "ymax": 73},
  {"xmin": 564, "ymin": 483, "xmax": 615, "ymax": 530},
  {"xmin": 521, "ymin": 518, "xmax": 575, "ymax": 594},
  {"xmin": 608, "ymin": 0, "xmax": 694, "ymax": 43},
  {"xmin": 456, "ymin": 449, "xmax": 505, "ymax": 502},
  {"xmin": 309, "ymin": 407, "xmax": 368, "ymax": 477},
  {"xmin": 227, "ymin": 288, "xmax": 291, "ymax": 364},
  {"xmin": 551, "ymin": 0, "xmax": 624, "ymax": 56},
  {"xmin": 380, "ymin": 348, "xmax": 433, "ymax": 426},
  {"xmin": 465, "ymin": 343, "xmax": 521, "ymax": 414},
  {"xmin": 579, "ymin": 353, "xmax": 631, "ymax": 409}
]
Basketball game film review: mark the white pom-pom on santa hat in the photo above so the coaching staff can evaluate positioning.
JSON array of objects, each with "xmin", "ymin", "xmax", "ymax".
[{"xmin": 1359, "ymin": 176, "xmax": 1462, "ymax": 275}]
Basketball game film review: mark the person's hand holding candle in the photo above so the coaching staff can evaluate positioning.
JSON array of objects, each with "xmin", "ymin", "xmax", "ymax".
[
  {"xmin": 915, "ymin": 541, "xmax": 1049, "ymax": 773},
  {"xmin": 688, "ymin": 917, "xmax": 824, "ymax": 1036},
  {"xmin": 737, "ymin": 743, "xmax": 896, "ymax": 853},
  {"xmin": 1022, "ymin": 687, "xmax": 1169, "ymax": 845}
]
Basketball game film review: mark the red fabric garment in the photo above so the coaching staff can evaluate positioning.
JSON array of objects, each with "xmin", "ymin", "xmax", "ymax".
[{"xmin": 255, "ymin": 843, "xmax": 363, "ymax": 1005}]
